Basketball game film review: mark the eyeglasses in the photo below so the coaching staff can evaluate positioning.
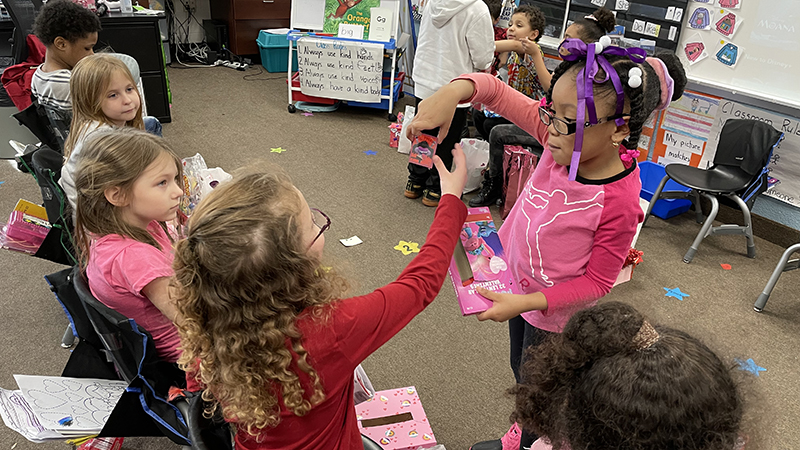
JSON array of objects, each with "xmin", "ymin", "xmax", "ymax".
[
  {"xmin": 310, "ymin": 208, "xmax": 330, "ymax": 247},
  {"xmin": 538, "ymin": 106, "xmax": 629, "ymax": 136}
]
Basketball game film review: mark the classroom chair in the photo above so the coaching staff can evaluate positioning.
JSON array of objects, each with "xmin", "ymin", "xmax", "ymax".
[
  {"xmin": 643, "ymin": 119, "xmax": 784, "ymax": 263},
  {"xmin": 12, "ymin": 98, "xmax": 69, "ymax": 153},
  {"xmin": 71, "ymin": 267, "xmax": 193, "ymax": 446},
  {"xmin": 3, "ymin": 0, "xmax": 37, "ymax": 64},
  {"xmin": 29, "ymin": 146, "xmax": 76, "ymax": 266},
  {"xmin": 753, "ymin": 240, "xmax": 800, "ymax": 312}
]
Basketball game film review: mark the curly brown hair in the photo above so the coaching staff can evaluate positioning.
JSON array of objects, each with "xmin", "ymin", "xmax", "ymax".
[
  {"xmin": 511, "ymin": 302, "xmax": 742, "ymax": 450},
  {"xmin": 172, "ymin": 167, "xmax": 350, "ymax": 436}
]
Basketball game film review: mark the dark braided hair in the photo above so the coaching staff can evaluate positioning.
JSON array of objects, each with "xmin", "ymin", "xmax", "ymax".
[
  {"xmin": 546, "ymin": 51, "xmax": 686, "ymax": 150},
  {"xmin": 510, "ymin": 302, "xmax": 743, "ymax": 450},
  {"xmin": 573, "ymin": 7, "xmax": 616, "ymax": 42}
]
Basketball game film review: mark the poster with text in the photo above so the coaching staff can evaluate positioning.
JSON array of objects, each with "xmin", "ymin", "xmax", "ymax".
[
  {"xmin": 650, "ymin": 91, "xmax": 721, "ymax": 167},
  {"xmin": 324, "ymin": 0, "xmax": 382, "ymax": 39}
]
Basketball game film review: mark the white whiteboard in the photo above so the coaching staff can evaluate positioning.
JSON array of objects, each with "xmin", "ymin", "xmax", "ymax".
[
  {"xmin": 678, "ymin": 0, "xmax": 800, "ymax": 110},
  {"xmin": 291, "ymin": 0, "xmax": 325, "ymax": 30}
]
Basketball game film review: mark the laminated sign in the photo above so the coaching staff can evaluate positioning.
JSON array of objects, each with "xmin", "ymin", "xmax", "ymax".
[{"xmin": 297, "ymin": 37, "xmax": 384, "ymax": 103}]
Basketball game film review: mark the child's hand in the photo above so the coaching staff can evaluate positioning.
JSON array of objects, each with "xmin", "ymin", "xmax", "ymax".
[
  {"xmin": 407, "ymin": 80, "xmax": 476, "ymax": 143},
  {"xmin": 475, "ymin": 288, "xmax": 547, "ymax": 322},
  {"xmin": 520, "ymin": 37, "xmax": 540, "ymax": 56},
  {"xmin": 435, "ymin": 143, "xmax": 467, "ymax": 198}
]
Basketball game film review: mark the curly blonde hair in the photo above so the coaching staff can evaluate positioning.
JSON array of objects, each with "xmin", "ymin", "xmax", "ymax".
[{"xmin": 172, "ymin": 167, "xmax": 349, "ymax": 436}]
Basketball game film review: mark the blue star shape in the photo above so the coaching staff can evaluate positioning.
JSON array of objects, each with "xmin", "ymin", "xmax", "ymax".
[
  {"xmin": 663, "ymin": 287, "xmax": 690, "ymax": 300},
  {"xmin": 364, "ymin": 150, "xmax": 377, "ymax": 155},
  {"xmin": 735, "ymin": 358, "xmax": 766, "ymax": 377}
]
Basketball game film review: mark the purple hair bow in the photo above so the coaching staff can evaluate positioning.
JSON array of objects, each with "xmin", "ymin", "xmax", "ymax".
[{"xmin": 557, "ymin": 38, "xmax": 647, "ymax": 180}]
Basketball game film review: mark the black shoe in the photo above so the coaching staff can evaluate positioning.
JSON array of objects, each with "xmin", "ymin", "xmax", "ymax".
[
  {"xmin": 422, "ymin": 189, "xmax": 441, "ymax": 207},
  {"xmin": 405, "ymin": 179, "xmax": 424, "ymax": 199},
  {"xmin": 469, "ymin": 174, "xmax": 503, "ymax": 207},
  {"xmin": 469, "ymin": 439, "xmax": 502, "ymax": 450}
]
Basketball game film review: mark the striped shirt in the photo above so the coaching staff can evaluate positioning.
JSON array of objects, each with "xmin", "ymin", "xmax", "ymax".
[{"xmin": 31, "ymin": 65, "xmax": 72, "ymax": 112}]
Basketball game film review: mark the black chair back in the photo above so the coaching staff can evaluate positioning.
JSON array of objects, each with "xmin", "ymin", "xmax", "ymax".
[
  {"xmin": 714, "ymin": 119, "xmax": 784, "ymax": 176},
  {"xmin": 29, "ymin": 146, "xmax": 76, "ymax": 266},
  {"xmin": 712, "ymin": 119, "xmax": 784, "ymax": 208},
  {"xmin": 3, "ymin": 0, "xmax": 37, "ymax": 63},
  {"xmin": 12, "ymin": 98, "xmax": 67, "ymax": 153},
  {"xmin": 72, "ymin": 271, "xmax": 191, "ymax": 445}
]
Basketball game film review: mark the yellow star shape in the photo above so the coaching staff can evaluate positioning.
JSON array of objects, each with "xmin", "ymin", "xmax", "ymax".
[
  {"xmin": 394, "ymin": 241, "xmax": 420, "ymax": 255},
  {"xmin": 270, "ymin": 147, "xmax": 286, "ymax": 153}
]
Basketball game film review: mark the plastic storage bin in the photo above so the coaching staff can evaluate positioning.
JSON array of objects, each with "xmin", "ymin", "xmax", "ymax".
[
  {"xmin": 347, "ymin": 72, "xmax": 405, "ymax": 110},
  {"xmin": 257, "ymin": 31, "xmax": 298, "ymax": 73},
  {"xmin": 639, "ymin": 161, "xmax": 693, "ymax": 219},
  {"xmin": 288, "ymin": 72, "xmax": 338, "ymax": 105}
]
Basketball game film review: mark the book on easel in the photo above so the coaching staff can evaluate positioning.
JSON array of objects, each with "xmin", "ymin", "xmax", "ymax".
[{"xmin": 323, "ymin": 0, "xmax": 382, "ymax": 38}]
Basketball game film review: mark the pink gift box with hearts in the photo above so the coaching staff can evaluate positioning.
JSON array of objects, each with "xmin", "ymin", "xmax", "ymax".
[{"xmin": 355, "ymin": 386, "xmax": 436, "ymax": 450}]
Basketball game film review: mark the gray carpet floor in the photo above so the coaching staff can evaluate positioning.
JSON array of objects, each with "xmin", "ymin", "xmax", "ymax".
[{"xmin": 1, "ymin": 66, "xmax": 798, "ymax": 450}]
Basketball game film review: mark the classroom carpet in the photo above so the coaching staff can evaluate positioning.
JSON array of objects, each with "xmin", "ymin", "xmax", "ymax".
[{"xmin": 1, "ymin": 66, "xmax": 798, "ymax": 450}]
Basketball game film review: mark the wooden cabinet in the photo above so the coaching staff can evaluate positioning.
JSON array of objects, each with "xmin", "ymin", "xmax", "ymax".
[{"xmin": 209, "ymin": 0, "xmax": 291, "ymax": 55}]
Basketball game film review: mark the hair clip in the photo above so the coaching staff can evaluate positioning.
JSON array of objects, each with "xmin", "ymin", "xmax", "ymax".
[{"xmin": 584, "ymin": 14, "xmax": 598, "ymax": 22}]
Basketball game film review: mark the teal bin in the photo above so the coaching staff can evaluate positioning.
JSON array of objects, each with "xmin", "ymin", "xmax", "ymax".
[{"xmin": 256, "ymin": 31, "xmax": 298, "ymax": 73}]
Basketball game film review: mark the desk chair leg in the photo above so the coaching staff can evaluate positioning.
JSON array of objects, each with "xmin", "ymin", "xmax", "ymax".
[
  {"xmin": 692, "ymin": 190, "xmax": 704, "ymax": 223},
  {"xmin": 61, "ymin": 323, "xmax": 75, "ymax": 348},
  {"xmin": 643, "ymin": 174, "xmax": 670, "ymax": 227},
  {"xmin": 684, "ymin": 193, "xmax": 718, "ymax": 263},
  {"xmin": 754, "ymin": 243, "xmax": 800, "ymax": 312},
  {"xmin": 729, "ymin": 194, "xmax": 756, "ymax": 258}
]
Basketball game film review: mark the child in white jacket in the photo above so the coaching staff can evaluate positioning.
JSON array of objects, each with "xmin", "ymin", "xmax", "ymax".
[{"xmin": 405, "ymin": 0, "xmax": 494, "ymax": 206}]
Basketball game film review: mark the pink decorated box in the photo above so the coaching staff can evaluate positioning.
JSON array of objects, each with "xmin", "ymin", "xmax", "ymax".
[{"xmin": 355, "ymin": 386, "xmax": 436, "ymax": 450}]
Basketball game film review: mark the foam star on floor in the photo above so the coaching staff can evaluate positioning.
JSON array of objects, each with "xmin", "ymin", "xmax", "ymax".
[
  {"xmin": 394, "ymin": 241, "xmax": 420, "ymax": 255},
  {"xmin": 364, "ymin": 150, "xmax": 377, "ymax": 155},
  {"xmin": 270, "ymin": 147, "xmax": 287, "ymax": 154},
  {"xmin": 663, "ymin": 287, "xmax": 690, "ymax": 301},
  {"xmin": 735, "ymin": 358, "xmax": 766, "ymax": 377}
]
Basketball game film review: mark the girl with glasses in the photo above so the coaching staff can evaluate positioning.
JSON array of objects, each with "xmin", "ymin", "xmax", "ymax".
[
  {"xmin": 172, "ymin": 150, "xmax": 468, "ymax": 450},
  {"xmin": 409, "ymin": 39, "xmax": 687, "ymax": 450}
]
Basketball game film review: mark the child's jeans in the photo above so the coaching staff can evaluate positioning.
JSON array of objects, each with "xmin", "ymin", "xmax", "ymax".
[
  {"xmin": 472, "ymin": 107, "xmax": 511, "ymax": 141},
  {"xmin": 143, "ymin": 116, "xmax": 163, "ymax": 137},
  {"xmin": 509, "ymin": 315, "xmax": 555, "ymax": 449},
  {"xmin": 487, "ymin": 124, "xmax": 543, "ymax": 179},
  {"xmin": 407, "ymin": 99, "xmax": 468, "ymax": 193}
]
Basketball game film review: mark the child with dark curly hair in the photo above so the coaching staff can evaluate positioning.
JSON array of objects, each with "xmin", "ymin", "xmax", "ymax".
[
  {"xmin": 512, "ymin": 301, "xmax": 743, "ymax": 450},
  {"xmin": 173, "ymin": 149, "xmax": 468, "ymax": 449},
  {"xmin": 31, "ymin": 0, "xmax": 101, "ymax": 112}
]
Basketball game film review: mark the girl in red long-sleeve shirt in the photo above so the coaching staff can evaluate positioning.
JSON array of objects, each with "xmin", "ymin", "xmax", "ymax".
[{"xmin": 172, "ymin": 151, "xmax": 468, "ymax": 450}]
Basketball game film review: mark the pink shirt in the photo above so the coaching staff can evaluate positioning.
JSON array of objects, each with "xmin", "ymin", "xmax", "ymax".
[
  {"xmin": 87, "ymin": 221, "xmax": 180, "ymax": 362},
  {"xmin": 459, "ymin": 73, "xmax": 644, "ymax": 332}
]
